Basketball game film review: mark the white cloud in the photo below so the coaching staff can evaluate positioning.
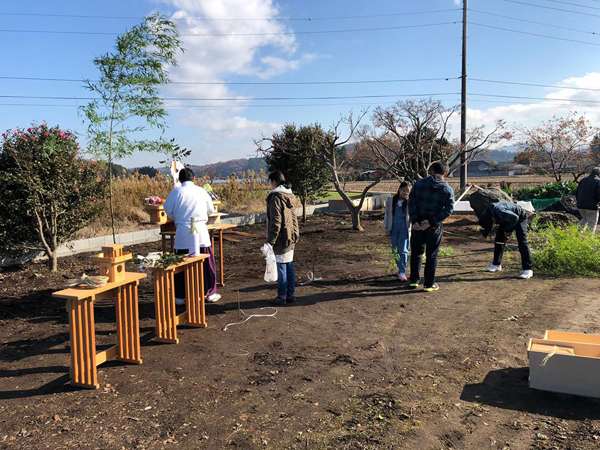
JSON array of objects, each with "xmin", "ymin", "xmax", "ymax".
[
  {"xmin": 451, "ymin": 72, "xmax": 600, "ymax": 144},
  {"xmin": 154, "ymin": 0, "xmax": 319, "ymax": 163}
]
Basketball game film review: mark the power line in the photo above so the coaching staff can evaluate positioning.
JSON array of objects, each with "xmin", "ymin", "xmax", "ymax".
[
  {"xmin": 544, "ymin": 0, "xmax": 600, "ymax": 11},
  {"xmin": 471, "ymin": 22, "xmax": 600, "ymax": 46},
  {"xmin": 0, "ymin": 92, "xmax": 461, "ymax": 101},
  {"xmin": 0, "ymin": 75, "xmax": 459, "ymax": 85},
  {"xmin": 498, "ymin": 0, "xmax": 600, "ymax": 18},
  {"xmin": 471, "ymin": 78, "xmax": 600, "ymax": 92},
  {"xmin": 0, "ymin": 21, "xmax": 459, "ymax": 37},
  {"xmin": 470, "ymin": 8, "xmax": 600, "ymax": 35},
  {"xmin": 0, "ymin": 8, "xmax": 461, "ymax": 22},
  {"xmin": 470, "ymin": 93, "xmax": 600, "ymax": 104}
]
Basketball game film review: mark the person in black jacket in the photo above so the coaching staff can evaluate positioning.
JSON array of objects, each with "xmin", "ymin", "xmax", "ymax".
[
  {"xmin": 479, "ymin": 202, "xmax": 533, "ymax": 279},
  {"xmin": 575, "ymin": 167, "xmax": 600, "ymax": 232},
  {"xmin": 407, "ymin": 162, "xmax": 455, "ymax": 292}
]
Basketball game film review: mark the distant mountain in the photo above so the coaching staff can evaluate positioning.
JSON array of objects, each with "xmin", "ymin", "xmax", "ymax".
[
  {"xmin": 180, "ymin": 157, "xmax": 268, "ymax": 179},
  {"xmin": 482, "ymin": 145, "xmax": 519, "ymax": 163}
]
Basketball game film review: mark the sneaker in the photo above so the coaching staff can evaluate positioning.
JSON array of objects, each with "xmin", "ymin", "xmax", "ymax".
[
  {"xmin": 487, "ymin": 264, "xmax": 502, "ymax": 273},
  {"xmin": 423, "ymin": 284, "xmax": 440, "ymax": 292},
  {"xmin": 269, "ymin": 296, "xmax": 287, "ymax": 306},
  {"xmin": 408, "ymin": 282, "xmax": 419, "ymax": 290},
  {"xmin": 175, "ymin": 297, "xmax": 186, "ymax": 306},
  {"xmin": 286, "ymin": 296, "xmax": 297, "ymax": 304},
  {"xmin": 519, "ymin": 270, "xmax": 533, "ymax": 279},
  {"xmin": 207, "ymin": 293, "xmax": 221, "ymax": 303},
  {"xmin": 397, "ymin": 273, "xmax": 408, "ymax": 282}
]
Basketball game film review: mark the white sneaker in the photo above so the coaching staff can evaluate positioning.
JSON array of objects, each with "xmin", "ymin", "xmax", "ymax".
[
  {"xmin": 487, "ymin": 264, "xmax": 502, "ymax": 273},
  {"xmin": 519, "ymin": 270, "xmax": 533, "ymax": 279},
  {"xmin": 207, "ymin": 293, "xmax": 221, "ymax": 303},
  {"xmin": 175, "ymin": 297, "xmax": 186, "ymax": 306}
]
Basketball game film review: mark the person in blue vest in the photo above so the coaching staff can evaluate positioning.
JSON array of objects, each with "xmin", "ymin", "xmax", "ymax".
[
  {"xmin": 384, "ymin": 181, "xmax": 412, "ymax": 282},
  {"xmin": 479, "ymin": 201, "xmax": 533, "ymax": 279}
]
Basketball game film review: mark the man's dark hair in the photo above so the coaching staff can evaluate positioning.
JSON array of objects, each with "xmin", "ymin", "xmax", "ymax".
[
  {"xmin": 268, "ymin": 170, "xmax": 291, "ymax": 189},
  {"xmin": 591, "ymin": 167, "xmax": 600, "ymax": 177},
  {"xmin": 179, "ymin": 167, "xmax": 195, "ymax": 183},
  {"xmin": 430, "ymin": 161, "xmax": 449, "ymax": 176}
]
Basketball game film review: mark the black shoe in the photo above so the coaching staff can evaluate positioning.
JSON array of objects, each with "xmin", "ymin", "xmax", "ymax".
[
  {"xmin": 270, "ymin": 296, "xmax": 287, "ymax": 306},
  {"xmin": 286, "ymin": 296, "xmax": 297, "ymax": 304}
]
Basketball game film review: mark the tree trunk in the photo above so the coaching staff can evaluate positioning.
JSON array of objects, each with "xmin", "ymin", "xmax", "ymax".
[
  {"xmin": 350, "ymin": 206, "xmax": 363, "ymax": 231},
  {"xmin": 50, "ymin": 250, "xmax": 58, "ymax": 272},
  {"xmin": 302, "ymin": 197, "xmax": 307, "ymax": 223},
  {"xmin": 108, "ymin": 159, "xmax": 117, "ymax": 244}
]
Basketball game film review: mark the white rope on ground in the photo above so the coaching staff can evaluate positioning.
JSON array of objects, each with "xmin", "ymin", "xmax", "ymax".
[
  {"xmin": 297, "ymin": 271, "xmax": 323, "ymax": 286},
  {"xmin": 222, "ymin": 307, "xmax": 278, "ymax": 331}
]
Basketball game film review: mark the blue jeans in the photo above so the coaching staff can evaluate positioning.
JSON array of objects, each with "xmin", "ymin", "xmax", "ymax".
[
  {"xmin": 391, "ymin": 230, "xmax": 410, "ymax": 273},
  {"xmin": 277, "ymin": 262, "xmax": 296, "ymax": 299}
]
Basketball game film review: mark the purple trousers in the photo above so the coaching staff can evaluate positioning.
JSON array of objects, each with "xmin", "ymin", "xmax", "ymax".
[{"xmin": 175, "ymin": 247, "xmax": 218, "ymax": 299}]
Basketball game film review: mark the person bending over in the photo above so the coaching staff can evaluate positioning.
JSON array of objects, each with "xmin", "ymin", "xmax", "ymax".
[
  {"xmin": 163, "ymin": 168, "xmax": 221, "ymax": 305},
  {"xmin": 479, "ymin": 201, "xmax": 533, "ymax": 279},
  {"xmin": 408, "ymin": 162, "xmax": 455, "ymax": 292}
]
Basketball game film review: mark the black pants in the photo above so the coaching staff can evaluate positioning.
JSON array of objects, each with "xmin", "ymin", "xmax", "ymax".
[
  {"xmin": 493, "ymin": 218, "xmax": 533, "ymax": 270},
  {"xmin": 409, "ymin": 224, "xmax": 443, "ymax": 287}
]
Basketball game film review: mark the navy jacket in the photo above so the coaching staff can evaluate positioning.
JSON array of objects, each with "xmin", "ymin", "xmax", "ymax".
[
  {"xmin": 481, "ymin": 202, "xmax": 526, "ymax": 238},
  {"xmin": 408, "ymin": 175, "xmax": 455, "ymax": 227},
  {"xmin": 575, "ymin": 174, "xmax": 600, "ymax": 211}
]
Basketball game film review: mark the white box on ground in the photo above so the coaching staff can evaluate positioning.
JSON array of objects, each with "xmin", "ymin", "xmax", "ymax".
[{"xmin": 528, "ymin": 330, "xmax": 600, "ymax": 399}]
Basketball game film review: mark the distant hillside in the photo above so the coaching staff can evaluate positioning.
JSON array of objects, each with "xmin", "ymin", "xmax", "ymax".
[
  {"xmin": 183, "ymin": 157, "xmax": 267, "ymax": 178},
  {"xmin": 482, "ymin": 146, "xmax": 518, "ymax": 163}
]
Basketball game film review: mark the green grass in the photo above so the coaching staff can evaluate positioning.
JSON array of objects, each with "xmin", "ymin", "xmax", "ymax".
[
  {"xmin": 531, "ymin": 225, "xmax": 600, "ymax": 277},
  {"xmin": 316, "ymin": 191, "xmax": 362, "ymax": 201}
]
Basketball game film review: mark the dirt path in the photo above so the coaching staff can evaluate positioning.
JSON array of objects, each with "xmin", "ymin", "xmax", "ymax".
[{"xmin": 1, "ymin": 214, "xmax": 599, "ymax": 449}]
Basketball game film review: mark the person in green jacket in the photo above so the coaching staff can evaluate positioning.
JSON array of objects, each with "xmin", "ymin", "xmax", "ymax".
[{"xmin": 266, "ymin": 170, "xmax": 300, "ymax": 305}]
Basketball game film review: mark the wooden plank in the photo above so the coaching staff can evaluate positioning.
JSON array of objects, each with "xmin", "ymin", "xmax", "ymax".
[
  {"xmin": 53, "ymin": 272, "xmax": 146, "ymax": 301},
  {"xmin": 96, "ymin": 345, "xmax": 118, "ymax": 365}
]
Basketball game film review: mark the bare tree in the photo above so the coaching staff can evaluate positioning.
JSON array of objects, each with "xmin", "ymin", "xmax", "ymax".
[
  {"xmin": 517, "ymin": 113, "xmax": 599, "ymax": 182},
  {"xmin": 256, "ymin": 111, "xmax": 397, "ymax": 231},
  {"xmin": 357, "ymin": 99, "xmax": 511, "ymax": 181}
]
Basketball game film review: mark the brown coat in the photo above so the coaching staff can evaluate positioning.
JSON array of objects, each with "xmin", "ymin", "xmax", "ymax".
[{"xmin": 266, "ymin": 187, "xmax": 300, "ymax": 255}]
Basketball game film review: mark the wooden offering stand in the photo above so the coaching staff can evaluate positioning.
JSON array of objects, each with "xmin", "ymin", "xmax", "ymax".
[
  {"xmin": 151, "ymin": 254, "xmax": 210, "ymax": 344},
  {"xmin": 52, "ymin": 244, "xmax": 146, "ymax": 389},
  {"xmin": 147, "ymin": 204, "xmax": 168, "ymax": 225}
]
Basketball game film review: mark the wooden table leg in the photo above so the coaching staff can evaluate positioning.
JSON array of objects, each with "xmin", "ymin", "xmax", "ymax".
[
  {"xmin": 161, "ymin": 236, "xmax": 167, "ymax": 254},
  {"xmin": 67, "ymin": 297, "xmax": 99, "ymax": 389},
  {"xmin": 153, "ymin": 270, "xmax": 179, "ymax": 344},
  {"xmin": 219, "ymin": 229, "xmax": 225, "ymax": 287},
  {"xmin": 186, "ymin": 260, "xmax": 207, "ymax": 328},
  {"xmin": 115, "ymin": 283, "xmax": 143, "ymax": 364}
]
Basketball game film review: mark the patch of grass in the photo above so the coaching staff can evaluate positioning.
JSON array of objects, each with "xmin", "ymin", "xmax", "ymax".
[
  {"xmin": 438, "ymin": 246, "xmax": 454, "ymax": 257},
  {"xmin": 317, "ymin": 191, "xmax": 362, "ymax": 201},
  {"xmin": 531, "ymin": 224, "xmax": 600, "ymax": 277}
]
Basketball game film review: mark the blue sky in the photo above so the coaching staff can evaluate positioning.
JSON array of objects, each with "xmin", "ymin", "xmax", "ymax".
[{"xmin": 1, "ymin": 0, "xmax": 600, "ymax": 168}]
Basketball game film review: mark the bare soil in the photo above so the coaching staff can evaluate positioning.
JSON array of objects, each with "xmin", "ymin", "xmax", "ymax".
[{"xmin": 1, "ymin": 214, "xmax": 599, "ymax": 450}]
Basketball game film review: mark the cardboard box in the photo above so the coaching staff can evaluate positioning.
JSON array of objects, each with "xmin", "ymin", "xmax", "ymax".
[{"xmin": 528, "ymin": 330, "xmax": 600, "ymax": 399}]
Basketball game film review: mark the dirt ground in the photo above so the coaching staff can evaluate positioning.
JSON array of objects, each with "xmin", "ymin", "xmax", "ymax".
[{"xmin": 1, "ymin": 214, "xmax": 599, "ymax": 450}]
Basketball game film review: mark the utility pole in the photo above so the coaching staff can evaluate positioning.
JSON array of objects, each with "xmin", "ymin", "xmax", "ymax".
[{"xmin": 460, "ymin": 0, "xmax": 468, "ymax": 190}]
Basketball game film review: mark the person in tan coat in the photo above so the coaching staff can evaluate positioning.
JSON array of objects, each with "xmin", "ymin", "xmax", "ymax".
[{"xmin": 266, "ymin": 170, "xmax": 300, "ymax": 305}]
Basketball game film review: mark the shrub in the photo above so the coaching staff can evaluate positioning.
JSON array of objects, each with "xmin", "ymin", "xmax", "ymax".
[
  {"xmin": 511, "ymin": 181, "xmax": 577, "ymax": 200},
  {"xmin": 531, "ymin": 225, "xmax": 600, "ymax": 277},
  {"xmin": 0, "ymin": 123, "xmax": 106, "ymax": 271}
]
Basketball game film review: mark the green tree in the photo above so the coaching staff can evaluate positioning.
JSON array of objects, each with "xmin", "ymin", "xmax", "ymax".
[
  {"xmin": 0, "ymin": 124, "xmax": 105, "ymax": 271},
  {"xmin": 80, "ymin": 13, "xmax": 184, "ymax": 242},
  {"xmin": 264, "ymin": 124, "xmax": 330, "ymax": 222}
]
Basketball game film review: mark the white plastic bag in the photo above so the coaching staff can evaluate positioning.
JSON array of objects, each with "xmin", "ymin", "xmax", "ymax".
[{"xmin": 260, "ymin": 243, "xmax": 278, "ymax": 282}]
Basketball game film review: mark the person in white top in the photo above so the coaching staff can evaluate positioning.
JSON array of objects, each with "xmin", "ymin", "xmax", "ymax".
[{"xmin": 163, "ymin": 168, "xmax": 221, "ymax": 304}]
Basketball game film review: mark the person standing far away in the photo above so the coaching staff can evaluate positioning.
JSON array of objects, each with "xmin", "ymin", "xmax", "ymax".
[
  {"xmin": 265, "ymin": 170, "xmax": 300, "ymax": 306},
  {"xmin": 384, "ymin": 181, "xmax": 412, "ymax": 282},
  {"xmin": 478, "ymin": 202, "xmax": 533, "ymax": 279},
  {"xmin": 163, "ymin": 167, "xmax": 221, "ymax": 306},
  {"xmin": 407, "ymin": 162, "xmax": 455, "ymax": 292},
  {"xmin": 575, "ymin": 167, "xmax": 600, "ymax": 232}
]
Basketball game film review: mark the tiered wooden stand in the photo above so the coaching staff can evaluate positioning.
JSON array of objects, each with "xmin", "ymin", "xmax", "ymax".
[
  {"xmin": 150, "ymin": 200, "xmax": 237, "ymax": 288},
  {"xmin": 52, "ymin": 245, "xmax": 146, "ymax": 389},
  {"xmin": 147, "ymin": 204, "xmax": 168, "ymax": 225},
  {"xmin": 151, "ymin": 255, "xmax": 210, "ymax": 344}
]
